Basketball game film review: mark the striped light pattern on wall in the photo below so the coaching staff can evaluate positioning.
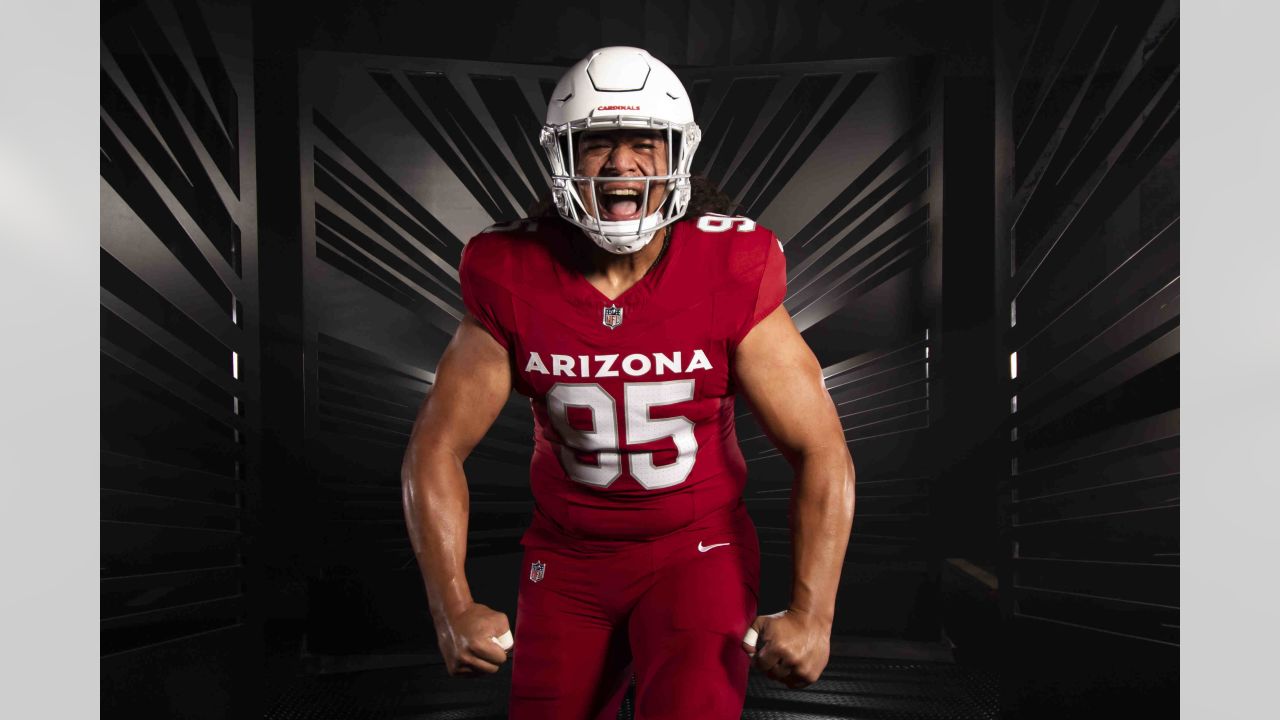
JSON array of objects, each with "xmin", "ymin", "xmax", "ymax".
[
  {"xmin": 100, "ymin": 0, "xmax": 257, "ymax": 716},
  {"xmin": 998, "ymin": 0, "xmax": 1178, "ymax": 714}
]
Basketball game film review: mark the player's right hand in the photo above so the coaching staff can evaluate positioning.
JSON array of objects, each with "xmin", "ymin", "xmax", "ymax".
[{"xmin": 435, "ymin": 602, "xmax": 512, "ymax": 676}]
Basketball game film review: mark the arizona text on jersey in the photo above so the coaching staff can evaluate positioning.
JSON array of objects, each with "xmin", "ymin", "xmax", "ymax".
[{"xmin": 459, "ymin": 214, "xmax": 786, "ymax": 540}]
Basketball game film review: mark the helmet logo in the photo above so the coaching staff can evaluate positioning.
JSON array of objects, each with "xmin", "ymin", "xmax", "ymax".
[{"xmin": 597, "ymin": 105, "xmax": 640, "ymax": 111}]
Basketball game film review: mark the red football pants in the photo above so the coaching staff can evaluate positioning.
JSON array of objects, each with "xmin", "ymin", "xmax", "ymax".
[{"xmin": 509, "ymin": 502, "xmax": 760, "ymax": 720}]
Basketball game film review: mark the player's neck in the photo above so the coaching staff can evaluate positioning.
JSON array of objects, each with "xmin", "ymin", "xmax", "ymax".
[{"xmin": 579, "ymin": 227, "xmax": 670, "ymax": 301}]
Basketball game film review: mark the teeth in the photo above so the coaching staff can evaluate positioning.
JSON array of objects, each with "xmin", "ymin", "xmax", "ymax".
[{"xmin": 603, "ymin": 188, "xmax": 640, "ymax": 196}]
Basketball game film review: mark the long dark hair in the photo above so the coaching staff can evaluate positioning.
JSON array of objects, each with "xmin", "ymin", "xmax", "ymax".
[{"xmin": 525, "ymin": 174, "xmax": 737, "ymax": 220}]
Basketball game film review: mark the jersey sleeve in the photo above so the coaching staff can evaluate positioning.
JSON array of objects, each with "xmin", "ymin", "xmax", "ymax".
[
  {"xmin": 730, "ymin": 234, "xmax": 787, "ymax": 348},
  {"xmin": 458, "ymin": 236, "xmax": 514, "ymax": 351}
]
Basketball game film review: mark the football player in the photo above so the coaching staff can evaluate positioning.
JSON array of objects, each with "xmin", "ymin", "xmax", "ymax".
[{"xmin": 401, "ymin": 46, "xmax": 856, "ymax": 719}]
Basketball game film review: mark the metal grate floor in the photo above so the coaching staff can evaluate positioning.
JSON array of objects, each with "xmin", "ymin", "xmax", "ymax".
[{"xmin": 266, "ymin": 644, "xmax": 998, "ymax": 719}]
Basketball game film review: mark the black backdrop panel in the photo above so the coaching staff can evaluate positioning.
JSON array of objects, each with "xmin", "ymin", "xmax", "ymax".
[
  {"xmin": 299, "ymin": 51, "xmax": 943, "ymax": 654},
  {"xmin": 679, "ymin": 58, "xmax": 945, "ymax": 637},
  {"xmin": 996, "ymin": 0, "xmax": 1179, "ymax": 716},
  {"xmin": 299, "ymin": 55, "xmax": 564, "ymax": 654},
  {"xmin": 100, "ymin": 0, "xmax": 259, "ymax": 716}
]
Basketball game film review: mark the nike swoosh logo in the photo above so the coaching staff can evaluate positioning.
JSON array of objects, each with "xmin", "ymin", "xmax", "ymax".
[{"xmin": 698, "ymin": 541, "xmax": 730, "ymax": 553}]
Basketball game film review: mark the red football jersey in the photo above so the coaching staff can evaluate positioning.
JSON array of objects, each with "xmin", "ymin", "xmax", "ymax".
[{"xmin": 459, "ymin": 214, "xmax": 786, "ymax": 541}]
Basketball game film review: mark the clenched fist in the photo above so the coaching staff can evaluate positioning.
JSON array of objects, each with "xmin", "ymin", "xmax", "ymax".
[
  {"xmin": 435, "ymin": 602, "xmax": 512, "ymax": 676},
  {"xmin": 742, "ymin": 608, "xmax": 832, "ymax": 689}
]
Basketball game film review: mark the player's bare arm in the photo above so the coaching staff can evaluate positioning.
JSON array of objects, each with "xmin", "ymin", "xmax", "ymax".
[
  {"xmin": 732, "ymin": 303, "xmax": 857, "ymax": 689},
  {"xmin": 401, "ymin": 315, "xmax": 515, "ymax": 675}
]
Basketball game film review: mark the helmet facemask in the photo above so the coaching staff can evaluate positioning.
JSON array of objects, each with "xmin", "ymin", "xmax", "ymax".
[{"xmin": 540, "ymin": 116, "xmax": 702, "ymax": 255}]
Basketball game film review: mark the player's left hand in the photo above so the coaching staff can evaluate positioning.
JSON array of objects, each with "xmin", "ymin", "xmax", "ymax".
[{"xmin": 742, "ymin": 608, "xmax": 832, "ymax": 689}]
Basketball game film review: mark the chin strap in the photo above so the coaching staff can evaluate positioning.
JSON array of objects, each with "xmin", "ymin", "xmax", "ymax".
[{"xmin": 584, "ymin": 212, "xmax": 665, "ymax": 254}]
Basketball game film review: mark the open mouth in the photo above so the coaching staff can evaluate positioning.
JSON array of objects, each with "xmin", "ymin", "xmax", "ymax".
[{"xmin": 595, "ymin": 184, "xmax": 647, "ymax": 221}]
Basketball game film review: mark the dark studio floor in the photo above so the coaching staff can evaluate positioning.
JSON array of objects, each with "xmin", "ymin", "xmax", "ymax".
[{"xmin": 264, "ymin": 633, "xmax": 999, "ymax": 720}]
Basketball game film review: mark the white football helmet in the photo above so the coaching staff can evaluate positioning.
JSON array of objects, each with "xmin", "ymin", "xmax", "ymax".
[{"xmin": 540, "ymin": 46, "xmax": 701, "ymax": 254}]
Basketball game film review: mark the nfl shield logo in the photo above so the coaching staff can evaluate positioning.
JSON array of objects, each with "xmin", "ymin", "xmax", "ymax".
[
  {"xmin": 529, "ymin": 560, "xmax": 546, "ymax": 583},
  {"xmin": 602, "ymin": 304, "xmax": 623, "ymax": 330}
]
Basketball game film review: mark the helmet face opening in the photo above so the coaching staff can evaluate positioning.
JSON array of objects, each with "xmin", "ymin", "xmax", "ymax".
[{"xmin": 539, "ymin": 48, "xmax": 701, "ymax": 254}]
